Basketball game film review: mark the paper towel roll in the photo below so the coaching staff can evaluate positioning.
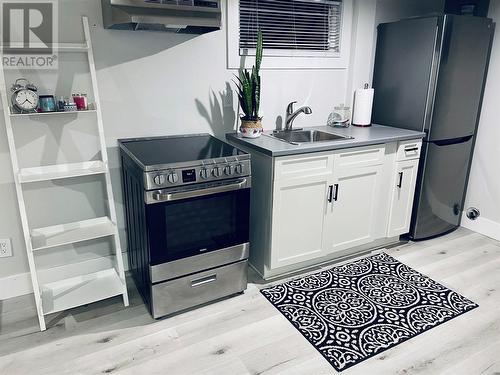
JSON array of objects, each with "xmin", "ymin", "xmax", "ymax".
[{"xmin": 353, "ymin": 86, "xmax": 374, "ymax": 127}]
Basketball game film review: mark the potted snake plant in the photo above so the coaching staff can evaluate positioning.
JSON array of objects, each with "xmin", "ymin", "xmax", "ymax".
[{"xmin": 234, "ymin": 30, "xmax": 263, "ymax": 138}]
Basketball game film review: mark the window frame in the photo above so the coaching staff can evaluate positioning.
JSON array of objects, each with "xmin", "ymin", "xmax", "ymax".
[{"xmin": 227, "ymin": 0, "xmax": 353, "ymax": 70}]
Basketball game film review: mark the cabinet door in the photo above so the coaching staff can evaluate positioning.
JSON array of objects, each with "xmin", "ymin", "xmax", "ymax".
[
  {"xmin": 325, "ymin": 164, "xmax": 384, "ymax": 253},
  {"xmin": 387, "ymin": 159, "xmax": 419, "ymax": 237},
  {"xmin": 270, "ymin": 175, "xmax": 332, "ymax": 269}
]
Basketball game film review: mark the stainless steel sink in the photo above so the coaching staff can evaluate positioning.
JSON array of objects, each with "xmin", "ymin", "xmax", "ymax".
[{"xmin": 269, "ymin": 130, "xmax": 352, "ymax": 144}]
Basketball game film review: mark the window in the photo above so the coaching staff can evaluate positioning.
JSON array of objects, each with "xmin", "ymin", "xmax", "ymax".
[
  {"xmin": 226, "ymin": 0, "xmax": 352, "ymax": 69},
  {"xmin": 239, "ymin": 0, "xmax": 343, "ymax": 57}
]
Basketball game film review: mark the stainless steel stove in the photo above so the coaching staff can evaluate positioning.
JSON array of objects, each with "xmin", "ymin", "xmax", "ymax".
[{"xmin": 119, "ymin": 134, "xmax": 250, "ymax": 318}]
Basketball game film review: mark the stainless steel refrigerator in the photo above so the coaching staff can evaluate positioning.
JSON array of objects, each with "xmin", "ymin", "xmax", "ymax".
[{"xmin": 372, "ymin": 14, "xmax": 494, "ymax": 240}]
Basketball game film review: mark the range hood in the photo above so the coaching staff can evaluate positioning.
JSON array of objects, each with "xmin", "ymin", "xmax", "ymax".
[{"xmin": 101, "ymin": 0, "xmax": 221, "ymax": 34}]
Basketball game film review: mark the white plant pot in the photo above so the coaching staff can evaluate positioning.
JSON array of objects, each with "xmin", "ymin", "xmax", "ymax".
[{"xmin": 240, "ymin": 119, "xmax": 263, "ymax": 138}]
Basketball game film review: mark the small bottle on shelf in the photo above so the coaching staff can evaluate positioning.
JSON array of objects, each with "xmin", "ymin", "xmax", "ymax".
[
  {"xmin": 72, "ymin": 93, "xmax": 88, "ymax": 111},
  {"xmin": 58, "ymin": 96, "xmax": 66, "ymax": 111}
]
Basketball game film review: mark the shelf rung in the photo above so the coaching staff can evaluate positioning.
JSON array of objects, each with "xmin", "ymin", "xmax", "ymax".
[
  {"xmin": 54, "ymin": 43, "xmax": 89, "ymax": 52},
  {"xmin": 41, "ymin": 268, "xmax": 124, "ymax": 315},
  {"xmin": 31, "ymin": 217, "xmax": 116, "ymax": 251},
  {"xmin": 10, "ymin": 109, "xmax": 97, "ymax": 118},
  {"xmin": 18, "ymin": 161, "xmax": 107, "ymax": 183},
  {"xmin": 1, "ymin": 42, "xmax": 89, "ymax": 52}
]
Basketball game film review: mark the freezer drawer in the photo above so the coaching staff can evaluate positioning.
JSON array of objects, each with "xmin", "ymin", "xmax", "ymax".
[
  {"xmin": 411, "ymin": 137, "xmax": 473, "ymax": 240},
  {"xmin": 151, "ymin": 260, "xmax": 247, "ymax": 318}
]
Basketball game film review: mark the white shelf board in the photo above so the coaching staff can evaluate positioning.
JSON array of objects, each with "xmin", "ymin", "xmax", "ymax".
[
  {"xmin": 10, "ymin": 109, "xmax": 97, "ymax": 118},
  {"xmin": 53, "ymin": 43, "xmax": 89, "ymax": 52},
  {"xmin": 1, "ymin": 42, "xmax": 89, "ymax": 52},
  {"xmin": 41, "ymin": 268, "xmax": 124, "ymax": 315},
  {"xmin": 19, "ymin": 161, "xmax": 107, "ymax": 183},
  {"xmin": 31, "ymin": 217, "xmax": 116, "ymax": 251}
]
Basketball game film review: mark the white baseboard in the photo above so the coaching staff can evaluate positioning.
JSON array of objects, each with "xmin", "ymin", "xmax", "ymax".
[
  {"xmin": 0, "ymin": 252, "xmax": 129, "ymax": 301},
  {"xmin": 461, "ymin": 214, "xmax": 500, "ymax": 242}
]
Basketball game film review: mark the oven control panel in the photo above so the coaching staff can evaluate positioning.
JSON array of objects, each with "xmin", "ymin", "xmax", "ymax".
[
  {"xmin": 145, "ymin": 159, "xmax": 251, "ymax": 190},
  {"xmin": 182, "ymin": 169, "xmax": 197, "ymax": 183}
]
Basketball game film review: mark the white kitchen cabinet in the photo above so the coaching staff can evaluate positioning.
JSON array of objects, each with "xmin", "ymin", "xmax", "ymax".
[
  {"xmin": 270, "ymin": 154, "xmax": 334, "ymax": 268},
  {"xmin": 325, "ymin": 146, "xmax": 385, "ymax": 253},
  {"xmin": 387, "ymin": 143, "xmax": 421, "ymax": 237},
  {"xmin": 229, "ymin": 137, "xmax": 422, "ymax": 280},
  {"xmin": 325, "ymin": 164, "xmax": 384, "ymax": 253},
  {"xmin": 270, "ymin": 176, "xmax": 333, "ymax": 268},
  {"xmin": 271, "ymin": 146, "xmax": 387, "ymax": 267}
]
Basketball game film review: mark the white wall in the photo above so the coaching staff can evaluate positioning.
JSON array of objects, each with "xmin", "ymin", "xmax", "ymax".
[
  {"xmin": 0, "ymin": 0, "xmax": 377, "ymax": 293},
  {"xmin": 461, "ymin": 1, "xmax": 500, "ymax": 241},
  {"xmin": 347, "ymin": 1, "xmax": 377, "ymax": 106}
]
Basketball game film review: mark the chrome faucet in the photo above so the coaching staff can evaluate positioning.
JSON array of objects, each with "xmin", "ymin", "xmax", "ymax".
[{"xmin": 284, "ymin": 101, "xmax": 312, "ymax": 131}]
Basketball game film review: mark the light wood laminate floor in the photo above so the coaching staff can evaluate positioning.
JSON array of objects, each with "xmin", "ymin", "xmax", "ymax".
[{"xmin": 1, "ymin": 228, "xmax": 499, "ymax": 375}]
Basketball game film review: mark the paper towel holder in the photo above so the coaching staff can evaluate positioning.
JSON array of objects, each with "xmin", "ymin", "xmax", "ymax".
[{"xmin": 352, "ymin": 83, "xmax": 374, "ymax": 127}]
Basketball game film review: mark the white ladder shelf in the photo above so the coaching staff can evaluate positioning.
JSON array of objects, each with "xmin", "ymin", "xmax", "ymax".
[{"xmin": 0, "ymin": 17, "xmax": 129, "ymax": 331}]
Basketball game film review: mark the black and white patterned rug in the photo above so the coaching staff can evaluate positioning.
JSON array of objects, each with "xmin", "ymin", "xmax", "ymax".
[{"xmin": 260, "ymin": 253, "xmax": 477, "ymax": 372}]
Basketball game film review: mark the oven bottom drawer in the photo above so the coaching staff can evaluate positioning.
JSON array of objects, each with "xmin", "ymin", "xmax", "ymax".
[{"xmin": 151, "ymin": 260, "xmax": 248, "ymax": 318}]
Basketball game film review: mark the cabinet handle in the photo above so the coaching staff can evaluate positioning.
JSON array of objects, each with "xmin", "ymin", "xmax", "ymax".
[
  {"xmin": 191, "ymin": 274, "xmax": 217, "ymax": 287},
  {"xmin": 405, "ymin": 147, "xmax": 419, "ymax": 152},
  {"xmin": 328, "ymin": 185, "xmax": 333, "ymax": 203},
  {"xmin": 333, "ymin": 184, "xmax": 339, "ymax": 201},
  {"xmin": 397, "ymin": 172, "xmax": 403, "ymax": 188}
]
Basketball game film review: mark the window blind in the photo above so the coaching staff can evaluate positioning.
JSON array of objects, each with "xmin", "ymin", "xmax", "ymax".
[{"xmin": 239, "ymin": 0, "xmax": 342, "ymax": 53}]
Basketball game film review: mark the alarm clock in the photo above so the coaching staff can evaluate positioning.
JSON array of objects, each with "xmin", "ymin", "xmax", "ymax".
[{"xmin": 11, "ymin": 78, "xmax": 39, "ymax": 114}]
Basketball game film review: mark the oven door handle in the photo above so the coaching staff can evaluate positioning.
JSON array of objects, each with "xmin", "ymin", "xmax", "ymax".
[{"xmin": 149, "ymin": 178, "xmax": 250, "ymax": 203}]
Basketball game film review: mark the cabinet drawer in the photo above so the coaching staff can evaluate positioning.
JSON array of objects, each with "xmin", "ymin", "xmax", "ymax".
[
  {"xmin": 334, "ymin": 145, "xmax": 385, "ymax": 169},
  {"xmin": 274, "ymin": 153, "xmax": 333, "ymax": 181},
  {"xmin": 396, "ymin": 140, "xmax": 422, "ymax": 161},
  {"xmin": 151, "ymin": 260, "xmax": 247, "ymax": 318}
]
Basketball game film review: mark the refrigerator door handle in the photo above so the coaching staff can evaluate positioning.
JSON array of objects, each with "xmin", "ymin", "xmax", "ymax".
[{"xmin": 432, "ymin": 135, "xmax": 473, "ymax": 147}]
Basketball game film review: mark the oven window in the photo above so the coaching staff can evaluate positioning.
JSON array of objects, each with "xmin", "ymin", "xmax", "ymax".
[{"xmin": 146, "ymin": 189, "xmax": 250, "ymax": 264}]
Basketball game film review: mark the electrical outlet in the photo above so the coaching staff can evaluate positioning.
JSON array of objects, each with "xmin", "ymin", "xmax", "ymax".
[{"xmin": 0, "ymin": 239, "xmax": 12, "ymax": 258}]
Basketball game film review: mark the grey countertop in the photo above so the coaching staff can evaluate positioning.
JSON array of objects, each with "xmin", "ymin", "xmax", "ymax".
[{"xmin": 226, "ymin": 124, "xmax": 425, "ymax": 157}]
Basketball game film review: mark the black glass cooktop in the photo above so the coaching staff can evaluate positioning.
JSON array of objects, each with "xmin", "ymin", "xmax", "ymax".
[{"xmin": 119, "ymin": 135, "xmax": 245, "ymax": 167}]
